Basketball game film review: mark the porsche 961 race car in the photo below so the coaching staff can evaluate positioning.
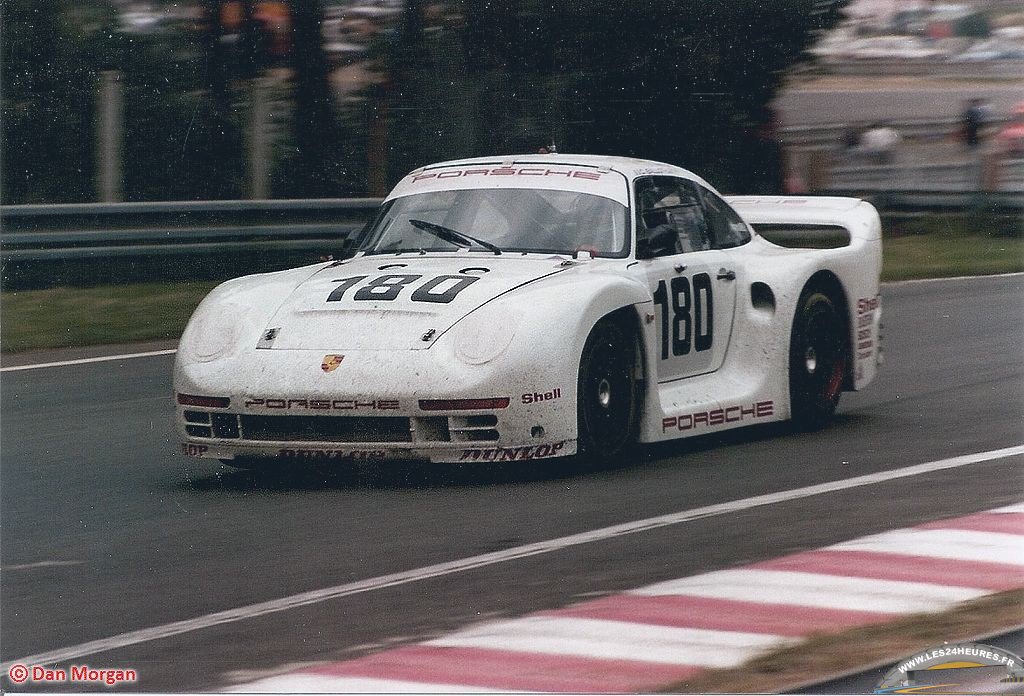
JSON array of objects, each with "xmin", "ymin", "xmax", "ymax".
[{"xmin": 174, "ymin": 155, "xmax": 882, "ymax": 467}]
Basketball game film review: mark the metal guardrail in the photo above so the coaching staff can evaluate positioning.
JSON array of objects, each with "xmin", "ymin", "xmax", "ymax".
[
  {"xmin": 781, "ymin": 116, "xmax": 1017, "ymax": 147},
  {"xmin": 2, "ymin": 192, "xmax": 1021, "ymax": 265},
  {"xmin": 813, "ymin": 58, "xmax": 1024, "ymax": 81},
  {"xmin": 778, "ymin": 113, "xmax": 1019, "ymax": 147},
  {"xmin": 0, "ymin": 198, "xmax": 380, "ymax": 261},
  {"xmin": 2, "ymin": 192, "xmax": 1019, "ymax": 290},
  {"xmin": 830, "ymin": 160, "xmax": 1024, "ymax": 192},
  {"xmin": 783, "ymin": 118, "xmax": 957, "ymax": 146}
]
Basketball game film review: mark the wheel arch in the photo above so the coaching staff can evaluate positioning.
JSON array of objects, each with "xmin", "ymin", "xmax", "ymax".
[
  {"xmin": 500, "ymin": 273, "xmax": 651, "ymax": 387},
  {"xmin": 576, "ymin": 304, "xmax": 646, "ymax": 460},
  {"xmin": 797, "ymin": 270, "xmax": 853, "ymax": 389},
  {"xmin": 591, "ymin": 304, "xmax": 647, "ymax": 382},
  {"xmin": 462, "ymin": 274, "xmax": 651, "ymax": 442}
]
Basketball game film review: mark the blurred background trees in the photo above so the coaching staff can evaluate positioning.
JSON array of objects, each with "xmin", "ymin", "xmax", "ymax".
[
  {"xmin": 379, "ymin": 0, "xmax": 846, "ymax": 192},
  {"xmin": 2, "ymin": 0, "xmax": 248, "ymax": 202},
  {"xmin": 1, "ymin": 0, "xmax": 846, "ymax": 203},
  {"xmin": 3, "ymin": 1, "xmax": 113, "ymax": 203}
]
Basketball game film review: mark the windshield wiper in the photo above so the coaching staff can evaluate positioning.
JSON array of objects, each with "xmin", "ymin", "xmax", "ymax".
[{"xmin": 408, "ymin": 218, "xmax": 502, "ymax": 255}]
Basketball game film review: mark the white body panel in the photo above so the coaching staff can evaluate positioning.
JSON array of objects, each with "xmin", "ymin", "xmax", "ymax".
[{"xmin": 174, "ymin": 156, "xmax": 882, "ymax": 465}]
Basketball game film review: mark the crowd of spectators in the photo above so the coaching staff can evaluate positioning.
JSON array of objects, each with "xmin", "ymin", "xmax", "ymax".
[{"xmin": 837, "ymin": 98, "xmax": 1024, "ymax": 166}]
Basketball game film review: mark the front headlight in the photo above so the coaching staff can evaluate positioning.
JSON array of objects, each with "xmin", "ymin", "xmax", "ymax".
[
  {"xmin": 181, "ymin": 302, "xmax": 248, "ymax": 363},
  {"xmin": 453, "ymin": 306, "xmax": 522, "ymax": 365}
]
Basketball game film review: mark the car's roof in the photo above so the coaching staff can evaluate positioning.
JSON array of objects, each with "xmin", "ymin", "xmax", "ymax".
[{"xmin": 413, "ymin": 154, "xmax": 713, "ymax": 187}]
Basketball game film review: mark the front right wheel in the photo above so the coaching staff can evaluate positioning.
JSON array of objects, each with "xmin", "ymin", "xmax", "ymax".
[
  {"xmin": 577, "ymin": 318, "xmax": 639, "ymax": 463},
  {"xmin": 789, "ymin": 290, "xmax": 848, "ymax": 430}
]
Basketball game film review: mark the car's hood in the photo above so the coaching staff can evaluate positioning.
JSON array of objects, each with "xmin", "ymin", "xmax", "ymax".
[{"xmin": 261, "ymin": 254, "xmax": 570, "ymax": 350}]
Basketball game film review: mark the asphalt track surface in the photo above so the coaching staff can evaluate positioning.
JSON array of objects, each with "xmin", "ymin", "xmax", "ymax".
[{"xmin": 1, "ymin": 274, "xmax": 1022, "ymax": 692}]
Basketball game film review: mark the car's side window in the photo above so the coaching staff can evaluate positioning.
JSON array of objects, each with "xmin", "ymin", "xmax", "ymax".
[
  {"xmin": 699, "ymin": 187, "xmax": 752, "ymax": 249},
  {"xmin": 635, "ymin": 176, "xmax": 711, "ymax": 257}
]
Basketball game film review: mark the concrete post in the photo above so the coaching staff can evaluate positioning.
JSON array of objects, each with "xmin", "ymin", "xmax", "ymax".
[
  {"xmin": 248, "ymin": 77, "xmax": 270, "ymax": 200},
  {"xmin": 96, "ymin": 71, "xmax": 124, "ymax": 202}
]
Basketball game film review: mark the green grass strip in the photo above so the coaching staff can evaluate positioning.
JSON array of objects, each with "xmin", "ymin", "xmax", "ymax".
[
  {"xmin": 882, "ymin": 224, "xmax": 1024, "ymax": 282},
  {"xmin": 1, "ymin": 281, "xmax": 218, "ymax": 353}
]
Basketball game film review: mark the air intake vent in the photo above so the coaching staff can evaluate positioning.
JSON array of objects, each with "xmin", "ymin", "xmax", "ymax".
[
  {"xmin": 450, "ymin": 414, "xmax": 500, "ymax": 442},
  {"xmin": 239, "ymin": 415, "xmax": 412, "ymax": 443}
]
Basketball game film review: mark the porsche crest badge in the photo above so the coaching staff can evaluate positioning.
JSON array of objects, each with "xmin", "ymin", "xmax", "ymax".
[{"xmin": 321, "ymin": 354, "xmax": 344, "ymax": 372}]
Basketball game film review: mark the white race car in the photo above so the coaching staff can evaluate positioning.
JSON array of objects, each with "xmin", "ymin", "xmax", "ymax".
[{"xmin": 174, "ymin": 155, "xmax": 882, "ymax": 467}]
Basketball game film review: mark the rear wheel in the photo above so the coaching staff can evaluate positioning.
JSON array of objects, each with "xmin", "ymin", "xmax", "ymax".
[
  {"xmin": 789, "ymin": 290, "xmax": 848, "ymax": 430},
  {"xmin": 577, "ymin": 318, "xmax": 639, "ymax": 463}
]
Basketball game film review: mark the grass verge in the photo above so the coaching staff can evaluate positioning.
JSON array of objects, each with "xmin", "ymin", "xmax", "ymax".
[
  {"xmin": 1, "ymin": 225, "xmax": 1021, "ymax": 353},
  {"xmin": 882, "ymin": 216, "xmax": 1024, "ymax": 281},
  {"xmin": 662, "ymin": 589, "xmax": 1024, "ymax": 694},
  {"xmin": 0, "ymin": 281, "xmax": 219, "ymax": 353}
]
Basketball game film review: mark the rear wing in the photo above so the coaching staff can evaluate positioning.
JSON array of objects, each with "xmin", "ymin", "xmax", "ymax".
[{"xmin": 724, "ymin": 196, "xmax": 882, "ymax": 248}]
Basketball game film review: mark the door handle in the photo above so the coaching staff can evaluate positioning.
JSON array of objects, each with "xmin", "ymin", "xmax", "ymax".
[{"xmin": 717, "ymin": 268, "xmax": 736, "ymax": 281}]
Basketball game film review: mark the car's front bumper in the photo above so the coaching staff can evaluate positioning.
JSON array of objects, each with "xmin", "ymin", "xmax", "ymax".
[{"xmin": 174, "ymin": 346, "xmax": 577, "ymax": 464}]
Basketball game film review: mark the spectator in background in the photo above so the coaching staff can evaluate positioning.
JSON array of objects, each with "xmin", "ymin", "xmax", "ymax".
[
  {"xmin": 997, "ymin": 102, "xmax": 1024, "ymax": 157},
  {"xmin": 860, "ymin": 123, "xmax": 901, "ymax": 164},
  {"xmin": 961, "ymin": 98, "xmax": 988, "ymax": 149}
]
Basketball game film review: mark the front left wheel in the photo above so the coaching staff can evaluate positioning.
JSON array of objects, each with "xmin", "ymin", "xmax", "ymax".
[{"xmin": 577, "ymin": 317, "xmax": 639, "ymax": 463}]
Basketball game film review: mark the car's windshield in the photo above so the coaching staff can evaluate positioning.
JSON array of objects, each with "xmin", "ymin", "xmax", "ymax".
[{"xmin": 359, "ymin": 188, "xmax": 630, "ymax": 257}]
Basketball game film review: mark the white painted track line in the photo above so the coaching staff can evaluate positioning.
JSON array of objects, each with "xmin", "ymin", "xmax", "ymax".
[
  {"xmin": 222, "ymin": 674, "xmax": 521, "ymax": 693},
  {"xmin": 3, "ymin": 444, "xmax": 1021, "ymax": 671},
  {"xmin": 829, "ymin": 528, "xmax": 1024, "ymax": 565},
  {"xmin": 0, "ymin": 348, "xmax": 177, "ymax": 372},
  {"xmin": 427, "ymin": 616, "xmax": 790, "ymax": 668},
  {"xmin": 883, "ymin": 271, "xmax": 1023, "ymax": 286},
  {"xmin": 632, "ymin": 568, "xmax": 988, "ymax": 614}
]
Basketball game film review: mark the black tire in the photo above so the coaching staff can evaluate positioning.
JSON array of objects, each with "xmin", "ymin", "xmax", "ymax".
[
  {"xmin": 577, "ymin": 318, "xmax": 639, "ymax": 463},
  {"xmin": 789, "ymin": 290, "xmax": 848, "ymax": 430}
]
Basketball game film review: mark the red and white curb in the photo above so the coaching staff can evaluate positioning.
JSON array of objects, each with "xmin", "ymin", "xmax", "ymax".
[{"xmin": 225, "ymin": 503, "xmax": 1024, "ymax": 693}]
